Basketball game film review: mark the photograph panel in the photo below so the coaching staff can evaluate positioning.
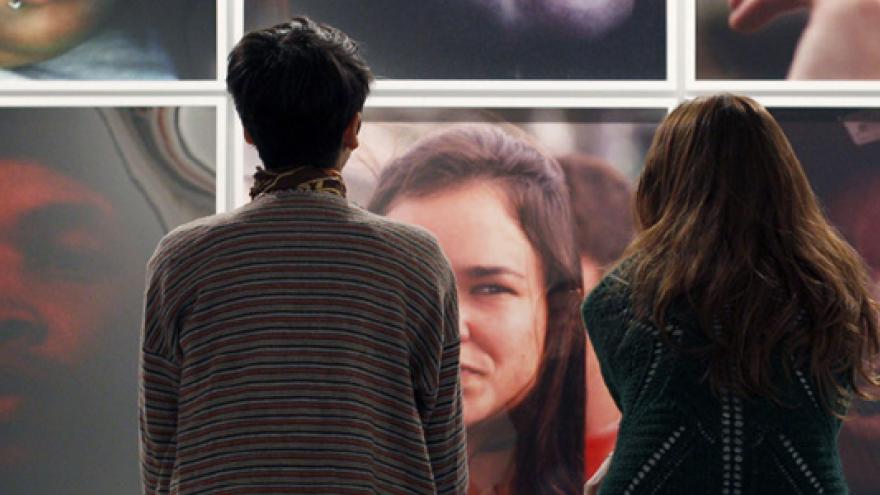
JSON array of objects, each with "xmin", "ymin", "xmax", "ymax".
[
  {"xmin": 0, "ymin": 106, "xmax": 216, "ymax": 494},
  {"xmin": 771, "ymin": 106, "xmax": 880, "ymax": 495},
  {"xmin": 244, "ymin": 0, "xmax": 667, "ymax": 81},
  {"xmin": 243, "ymin": 106, "xmax": 665, "ymax": 491},
  {"xmin": 0, "ymin": 0, "xmax": 216, "ymax": 81},
  {"xmin": 696, "ymin": 0, "xmax": 880, "ymax": 81}
]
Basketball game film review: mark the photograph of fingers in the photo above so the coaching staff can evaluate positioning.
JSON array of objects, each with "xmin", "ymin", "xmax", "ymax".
[{"xmin": 689, "ymin": 0, "xmax": 880, "ymax": 90}]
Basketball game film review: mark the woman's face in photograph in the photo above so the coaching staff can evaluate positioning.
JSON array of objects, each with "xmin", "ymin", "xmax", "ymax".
[
  {"xmin": 385, "ymin": 180, "xmax": 547, "ymax": 426},
  {"xmin": 0, "ymin": 0, "xmax": 116, "ymax": 67}
]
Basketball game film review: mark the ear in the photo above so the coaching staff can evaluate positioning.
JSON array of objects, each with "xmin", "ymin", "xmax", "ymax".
[
  {"xmin": 342, "ymin": 112, "xmax": 362, "ymax": 151},
  {"xmin": 243, "ymin": 127, "xmax": 254, "ymax": 145}
]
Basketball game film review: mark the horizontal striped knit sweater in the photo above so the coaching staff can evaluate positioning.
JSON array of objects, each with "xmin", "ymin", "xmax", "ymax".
[
  {"xmin": 139, "ymin": 190, "xmax": 467, "ymax": 495},
  {"xmin": 582, "ymin": 266, "xmax": 848, "ymax": 495}
]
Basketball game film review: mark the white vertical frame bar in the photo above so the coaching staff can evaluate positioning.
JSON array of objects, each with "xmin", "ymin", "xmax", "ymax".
[
  {"xmin": 667, "ymin": 0, "xmax": 683, "ymax": 102},
  {"xmin": 216, "ymin": 0, "xmax": 230, "ymax": 84},
  {"xmin": 234, "ymin": 0, "xmax": 246, "ymax": 43},
  {"xmin": 215, "ymin": 96, "xmax": 230, "ymax": 213},
  {"xmin": 684, "ymin": 0, "xmax": 697, "ymax": 96},
  {"xmin": 231, "ymin": 0, "xmax": 247, "ymax": 208}
]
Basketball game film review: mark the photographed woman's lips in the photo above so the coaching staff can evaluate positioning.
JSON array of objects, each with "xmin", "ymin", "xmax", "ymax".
[{"xmin": 460, "ymin": 364, "xmax": 485, "ymax": 376}]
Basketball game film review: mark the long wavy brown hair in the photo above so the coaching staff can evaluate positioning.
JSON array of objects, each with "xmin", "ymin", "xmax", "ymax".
[{"xmin": 627, "ymin": 94, "xmax": 880, "ymax": 412}]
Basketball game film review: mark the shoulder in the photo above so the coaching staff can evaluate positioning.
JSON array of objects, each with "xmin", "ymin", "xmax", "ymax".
[
  {"xmin": 351, "ymin": 206, "xmax": 454, "ymax": 285},
  {"xmin": 147, "ymin": 208, "xmax": 243, "ymax": 274},
  {"xmin": 583, "ymin": 262, "xmax": 633, "ymax": 319}
]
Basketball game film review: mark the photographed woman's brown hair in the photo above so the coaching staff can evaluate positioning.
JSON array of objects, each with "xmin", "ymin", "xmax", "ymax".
[{"xmin": 627, "ymin": 93, "xmax": 880, "ymax": 412}]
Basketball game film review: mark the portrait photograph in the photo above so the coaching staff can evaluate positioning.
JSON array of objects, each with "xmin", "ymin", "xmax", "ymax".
[
  {"xmin": 0, "ymin": 105, "xmax": 216, "ymax": 494},
  {"xmin": 696, "ymin": 0, "xmax": 880, "ymax": 81},
  {"xmin": 245, "ymin": 0, "xmax": 668, "ymax": 81},
  {"xmin": 0, "ymin": 0, "xmax": 216, "ymax": 81}
]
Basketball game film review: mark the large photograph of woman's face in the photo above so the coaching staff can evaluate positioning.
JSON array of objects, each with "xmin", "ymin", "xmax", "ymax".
[
  {"xmin": 0, "ymin": 106, "xmax": 215, "ymax": 494},
  {"xmin": 0, "ymin": 0, "xmax": 216, "ymax": 80},
  {"xmin": 243, "ymin": 107, "xmax": 664, "ymax": 493},
  {"xmin": 244, "ymin": 0, "xmax": 668, "ymax": 80},
  {"xmin": 770, "ymin": 106, "xmax": 880, "ymax": 495}
]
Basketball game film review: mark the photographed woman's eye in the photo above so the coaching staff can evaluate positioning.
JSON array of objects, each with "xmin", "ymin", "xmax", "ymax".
[{"xmin": 472, "ymin": 283, "xmax": 515, "ymax": 296}]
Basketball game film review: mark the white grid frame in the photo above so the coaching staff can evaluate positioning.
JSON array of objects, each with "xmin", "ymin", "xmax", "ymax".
[{"xmin": 1, "ymin": 0, "xmax": 878, "ymax": 216}]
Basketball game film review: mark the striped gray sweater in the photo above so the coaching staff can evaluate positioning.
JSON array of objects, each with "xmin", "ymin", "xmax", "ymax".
[{"xmin": 139, "ymin": 190, "xmax": 467, "ymax": 495}]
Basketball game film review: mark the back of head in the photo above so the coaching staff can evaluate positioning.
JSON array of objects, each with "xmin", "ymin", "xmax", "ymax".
[
  {"xmin": 227, "ymin": 16, "xmax": 373, "ymax": 169},
  {"xmin": 628, "ymin": 93, "xmax": 879, "ymax": 411}
]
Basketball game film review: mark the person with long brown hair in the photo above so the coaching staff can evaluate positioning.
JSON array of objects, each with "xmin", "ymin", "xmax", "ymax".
[
  {"xmin": 369, "ymin": 124, "xmax": 585, "ymax": 495},
  {"xmin": 582, "ymin": 94, "xmax": 880, "ymax": 494}
]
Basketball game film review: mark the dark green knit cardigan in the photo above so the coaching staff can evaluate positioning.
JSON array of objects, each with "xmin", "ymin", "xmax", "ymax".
[{"xmin": 581, "ymin": 268, "xmax": 848, "ymax": 495}]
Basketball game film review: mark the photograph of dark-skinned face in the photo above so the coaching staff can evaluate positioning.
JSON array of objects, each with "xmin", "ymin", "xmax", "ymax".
[
  {"xmin": 0, "ymin": 0, "xmax": 215, "ymax": 80},
  {"xmin": 0, "ymin": 106, "xmax": 215, "ymax": 494},
  {"xmin": 245, "ymin": 0, "xmax": 667, "ymax": 80}
]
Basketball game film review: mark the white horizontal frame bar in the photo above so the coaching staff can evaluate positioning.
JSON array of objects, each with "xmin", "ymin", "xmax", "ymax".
[
  {"xmin": 0, "ymin": 80, "xmax": 226, "ymax": 93},
  {"xmin": 365, "ymin": 96, "xmax": 677, "ymax": 110},
  {"xmin": 0, "ymin": 95, "xmax": 226, "ymax": 107},
  {"xmin": 689, "ymin": 80, "xmax": 880, "ymax": 94},
  {"xmin": 753, "ymin": 96, "xmax": 880, "ymax": 107},
  {"xmin": 371, "ymin": 79, "xmax": 675, "ymax": 96}
]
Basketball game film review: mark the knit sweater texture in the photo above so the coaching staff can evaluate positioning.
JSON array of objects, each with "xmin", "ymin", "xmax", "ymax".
[
  {"xmin": 581, "ymin": 267, "xmax": 848, "ymax": 495},
  {"xmin": 139, "ymin": 190, "xmax": 467, "ymax": 494}
]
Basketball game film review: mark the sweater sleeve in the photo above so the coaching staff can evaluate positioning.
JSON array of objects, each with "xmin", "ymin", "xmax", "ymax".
[
  {"xmin": 139, "ymin": 244, "xmax": 182, "ymax": 494},
  {"xmin": 426, "ymin": 283, "xmax": 468, "ymax": 494}
]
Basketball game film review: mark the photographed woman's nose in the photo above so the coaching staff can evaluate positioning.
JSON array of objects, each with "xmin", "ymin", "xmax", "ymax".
[{"xmin": 458, "ymin": 302, "xmax": 472, "ymax": 343}]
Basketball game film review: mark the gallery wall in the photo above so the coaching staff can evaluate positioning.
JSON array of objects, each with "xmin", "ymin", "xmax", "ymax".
[{"xmin": 1, "ymin": 1, "xmax": 878, "ymax": 493}]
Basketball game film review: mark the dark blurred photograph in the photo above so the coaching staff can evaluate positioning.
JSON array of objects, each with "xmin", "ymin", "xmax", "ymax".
[
  {"xmin": 0, "ymin": 0, "xmax": 216, "ymax": 80},
  {"xmin": 771, "ymin": 106, "xmax": 880, "ymax": 495},
  {"xmin": 0, "ymin": 106, "xmax": 215, "ymax": 494},
  {"xmin": 245, "ymin": 0, "xmax": 667, "ymax": 80},
  {"xmin": 243, "ymin": 106, "xmax": 664, "ymax": 493},
  {"xmin": 697, "ymin": 0, "xmax": 880, "ymax": 80}
]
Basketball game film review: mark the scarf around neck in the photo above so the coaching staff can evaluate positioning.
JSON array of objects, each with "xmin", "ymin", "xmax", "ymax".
[{"xmin": 250, "ymin": 165, "xmax": 347, "ymax": 200}]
